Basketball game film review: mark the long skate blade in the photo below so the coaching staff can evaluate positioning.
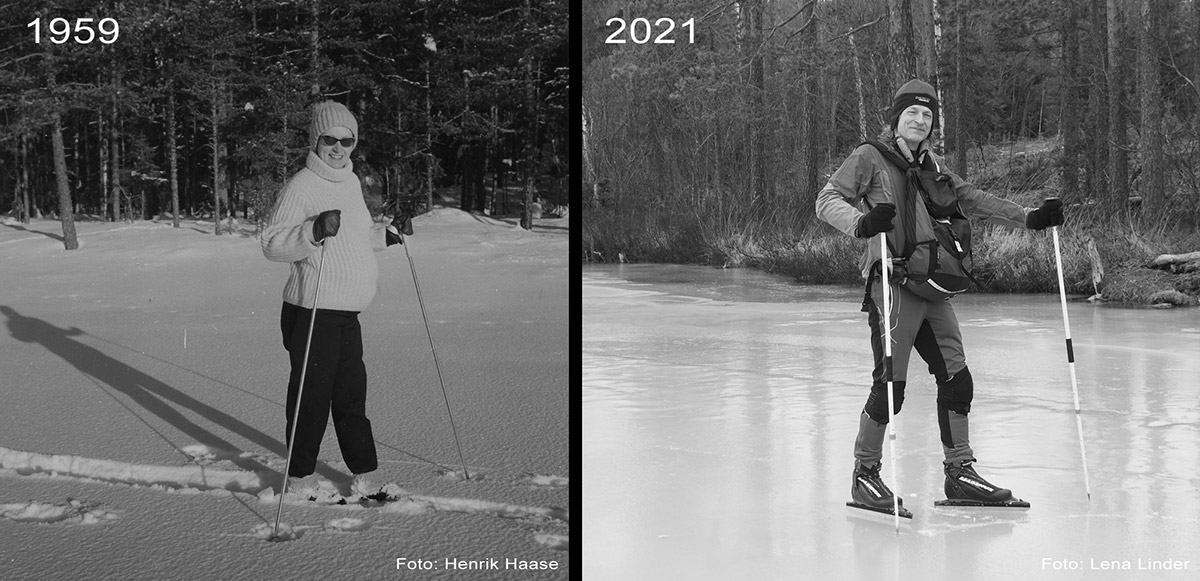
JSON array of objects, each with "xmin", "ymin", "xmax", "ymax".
[
  {"xmin": 934, "ymin": 497, "xmax": 1030, "ymax": 509},
  {"xmin": 846, "ymin": 501, "xmax": 914, "ymax": 523}
]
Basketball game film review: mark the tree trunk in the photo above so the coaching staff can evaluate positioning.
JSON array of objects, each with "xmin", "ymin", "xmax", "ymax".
[
  {"xmin": 799, "ymin": 0, "xmax": 819, "ymax": 211},
  {"xmin": 888, "ymin": 0, "xmax": 918, "ymax": 87},
  {"xmin": 473, "ymin": 145, "xmax": 486, "ymax": 212},
  {"xmin": 211, "ymin": 88, "xmax": 223, "ymax": 235},
  {"xmin": 71, "ymin": 121, "xmax": 81, "ymax": 212},
  {"xmin": 168, "ymin": 87, "xmax": 180, "ymax": 228},
  {"xmin": 1138, "ymin": 0, "xmax": 1164, "ymax": 216},
  {"xmin": 1084, "ymin": 0, "xmax": 1107, "ymax": 202},
  {"xmin": 310, "ymin": 0, "xmax": 321, "ymax": 98},
  {"xmin": 491, "ymin": 104, "xmax": 502, "ymax": 214},
  {"xmin": 583, "ymin": 102, "xmax": 597, "ymax": 205},
  {"xmin": 96, "ymin": 110, "xmax": 107, "ymax": 219},
  {"xmin": 51, "ymin": 113, "xmax": 79, "ymax": 250},
  {"xmin": 1106, "ymin": 0, "xmax": 1128, "ymax": 214},
  {"xmin": 849, "ymin": 33, "xmax": 868, "ymax": 140},
  {"xmin": 748, "ymin": 0, "xmax": 766, "ymax": 199},
  {"xmin": 929, "ymin": 0, "xmax": 945, "ymax": 153},
  {"xmin": 520, "ymin": 0, "xmax": 542, "ymax": 230},
  {"xmin": 425, "ymin": 61, "xmax": 434, "ymax": 214},
  {"xmin": 110, "ymin": 96, "xmax": 121, "ymax": 222},
  {"xmin": 916, "ymin": 0, "xmax": 937, "ymax": 80},
  {"xmin": 20, "ymin": 131, "xmax": 31, "ymax": 224},
  {"xmin": 458, "ymin": 144, "xmax": 485, "ymax": 213},
  {"xmin": 952, "ymin": 0, "xmax": 966, "ymax": 177},
  {"xmin": 522, "ymin": 61, "xmax": 540, "ymax": 231},
  {"xmin": 1060, "ymin": 0, "xmax": 1082, "ymax": 200}
]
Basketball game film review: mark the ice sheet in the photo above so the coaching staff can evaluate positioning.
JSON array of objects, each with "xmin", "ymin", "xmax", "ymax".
[{"xmin": 584, "ymin": 265, "xmax": 1200, "ymax": 580}]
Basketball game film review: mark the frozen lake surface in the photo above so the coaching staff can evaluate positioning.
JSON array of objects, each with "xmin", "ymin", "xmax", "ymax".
[{"xmin": 584, "ymin": 264, "xmax": 1200, "ymax": 581}]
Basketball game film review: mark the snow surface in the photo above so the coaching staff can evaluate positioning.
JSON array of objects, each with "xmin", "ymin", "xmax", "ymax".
[
  {"xmin": 584, "ymin": 264, "xmax": 1200, "ymax": 581},
  {"xmin": 0, "ymin": 210, "xmax": 568, "ymax": 579}
]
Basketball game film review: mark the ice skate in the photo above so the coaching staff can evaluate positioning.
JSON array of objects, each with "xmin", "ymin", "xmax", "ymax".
[
  {"xmin": 846, "ymin": 461, "xmax": 912, "ymax": 519},
  {"xmin": 935, "ymin": 459, "xmax": 1029, "ymax": 508}
]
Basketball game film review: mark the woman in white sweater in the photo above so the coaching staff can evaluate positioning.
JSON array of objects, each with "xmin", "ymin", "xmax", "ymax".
[{"xmin": 261, "ymin": 101, "xmax": 410, "ymax": 497}]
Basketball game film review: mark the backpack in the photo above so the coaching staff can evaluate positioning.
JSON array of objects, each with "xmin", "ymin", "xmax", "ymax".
[{"xmin": 862, "ymin": 140, "xmax": 976, "ymax": 301}]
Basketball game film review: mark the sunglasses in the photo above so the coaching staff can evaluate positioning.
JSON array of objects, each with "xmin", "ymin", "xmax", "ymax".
[{"xmin": 318, "ymin": 135, "xmax": 356, "ymax": 147}]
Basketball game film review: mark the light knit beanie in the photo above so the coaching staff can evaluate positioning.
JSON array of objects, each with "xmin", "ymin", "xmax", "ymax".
[{"xmin": 309, "ymin": 101, "xmax": 358, "ymax": 148}]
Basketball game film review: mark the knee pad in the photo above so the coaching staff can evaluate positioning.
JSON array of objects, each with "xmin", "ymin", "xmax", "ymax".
[
  {"xmin": 864, "ymin": 381, "xmax": 906, "ymax": 424},
  {"xmin": 937, "ymin": 366, "xmax": 974, "ymax": 415}
]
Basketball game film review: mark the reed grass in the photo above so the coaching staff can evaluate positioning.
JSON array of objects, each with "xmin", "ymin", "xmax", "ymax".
[{"xmin": 583, "ymin": 138, "xmax": 1200, "ymax": 304}]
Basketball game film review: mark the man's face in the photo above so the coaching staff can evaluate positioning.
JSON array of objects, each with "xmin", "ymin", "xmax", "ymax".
[
  {"xmin": 897, "ymin": 105, "xmax": 933, "ymax": 145},
  {"xmin": 316, "ymin": 126, "xmax": 356, "ymax": 169}
]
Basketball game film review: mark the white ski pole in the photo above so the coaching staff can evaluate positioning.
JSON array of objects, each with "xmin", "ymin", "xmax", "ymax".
[
  {"xmin": 880, "ymin": 233, "xmax": 900, "ymax": 533},
  {"xmin": 271, "ymin": 242, "xmax": 327, "ymax": 540},
  {"xmin": 399, "ymin": 230, "xmax": 471, "ymax": 481},
  {"xmin": 1050, "ymin": 216, "xmax": 1092, "ymax": 500}
]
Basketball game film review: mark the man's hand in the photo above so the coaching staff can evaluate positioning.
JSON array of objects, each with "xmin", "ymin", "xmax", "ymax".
[
  {"xmin": 858, "ymin": 203, "xmax": 896, "ymax": 238},
  {"xmin": 1026, "ymin": 198, "xmax": 1065, "ymax": 230}
]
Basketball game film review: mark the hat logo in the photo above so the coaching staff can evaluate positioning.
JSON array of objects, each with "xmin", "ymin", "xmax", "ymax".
[{"xmin": 916, "ymin": 96, "xmax": 930, "ymax": 103}]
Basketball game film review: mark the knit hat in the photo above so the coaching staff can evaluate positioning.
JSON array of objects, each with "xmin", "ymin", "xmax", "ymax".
[
  {"xmin": 889, "ymin": 79, "xmax": 939, "ymax": 132},
  {"xmin": 309, "ymin": 101, "xmax": 358, "ymax": 148}
]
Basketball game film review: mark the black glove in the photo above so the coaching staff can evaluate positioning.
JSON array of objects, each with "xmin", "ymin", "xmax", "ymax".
[
  {"xmin": 386, "ymin": 214, "xmax": 413, "ymax": 246},
  {"xmin": 1026, "ymin": 198, "xmax": 1065, "ymax": 230},
  {"xmin": 857, "ymin": 203, "xmax": 896, "ymax": 238},
  {"xmin": 313, "ymin": 209, "xmax": 341, "ymax": 242}
]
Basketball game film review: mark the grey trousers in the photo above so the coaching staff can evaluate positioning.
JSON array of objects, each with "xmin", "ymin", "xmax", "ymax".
[{"xmin": 854, "ymin": 277, "xmax": 976, "ymax": 467}]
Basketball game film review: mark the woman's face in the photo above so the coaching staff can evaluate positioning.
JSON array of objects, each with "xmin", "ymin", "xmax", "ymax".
[
  {"xmin": 316, "ymin": 126, "xmax": 356, "ymax": 169},
  {"xmin": 897, "ymin": 105, "xmax": 933, "ymax": 146}
]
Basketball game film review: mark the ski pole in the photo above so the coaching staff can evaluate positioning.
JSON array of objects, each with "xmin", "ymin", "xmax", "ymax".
[
  {"xmin": 271, "ymin": 242, "xmax": 327, "ymax": 540},
  {"xmin": 880, "ymin": 233, "xmax": 900, "ymax": 533},
  {"xmin": 399, "ymin": 230, "xmax": 471, "ymax": 481},
  {"xmin": 1050, "ymin": 216, "xmax": 1092, "ymax": 501}
]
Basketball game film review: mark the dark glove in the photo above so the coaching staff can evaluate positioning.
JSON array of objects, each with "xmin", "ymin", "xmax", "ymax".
[
  {"xmin": 857, "ymin": 203, "xmax": 896, "ymax": 238},
  {"xmin": 313, "ymin": 209, "xmax": 341, "ymax": 242},
  {"xmin": 1026, "ymin": 198, "xmax": 1065, "ymax": 230},
  {"xmin": 386, "ymin": 214, "xmax": 413, "ymax": 246}
]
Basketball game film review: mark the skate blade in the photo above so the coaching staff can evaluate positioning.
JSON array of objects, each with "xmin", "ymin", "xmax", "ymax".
[
  {"xmin": 934, "ymin": 498, "xmax": 1030, "ymax": 509},
  {"xmin": 846, "ymin": 501, "xmax": 914, "ymax": 525}
]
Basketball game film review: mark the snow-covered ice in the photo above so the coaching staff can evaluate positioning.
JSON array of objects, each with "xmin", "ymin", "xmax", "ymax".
[
  {"xmin": 0, "ymin": 210, "xmax": 568, "ymax": 579},
  {"xmin": 584, "ymin": 264, "xmax": 1200, "ymax": 581}
]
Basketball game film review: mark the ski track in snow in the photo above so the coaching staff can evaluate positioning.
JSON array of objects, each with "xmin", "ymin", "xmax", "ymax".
[
  {"xmin": 0, "ymin": 444, "xmax": 568, "ymax": 547},
  {"xmin": 524, "ymin": 474, "xmax": 569, "ymax": 488},
  {"xmin": 0, "ymin": 499, "xmax": 119, "ymax": 525}
]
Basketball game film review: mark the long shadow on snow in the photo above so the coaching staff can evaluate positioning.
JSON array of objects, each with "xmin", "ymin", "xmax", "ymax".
[
  {"xmin": 0, "ymin": 305, "xmax": 348, "ymax": 486},
  {"xmin": 2, "ymin": 306, "xmax": 459, "ymax": 483},
  {"xmin": 81, "ymin": 326, "xmax": 464, "ymax": 474},
  {"xmin": 0, "ymin": 221, "xmax": 65, "ymax": 242}
]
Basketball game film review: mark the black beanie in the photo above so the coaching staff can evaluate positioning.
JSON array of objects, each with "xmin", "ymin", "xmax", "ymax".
[{"xmin": 889, "ymin": 79, "xmax": 939, "ymax": 132}]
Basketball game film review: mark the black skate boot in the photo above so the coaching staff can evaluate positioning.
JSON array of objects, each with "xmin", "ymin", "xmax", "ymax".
[
  {"xmin": 846, "ymin": 461, "xmax": 912, "ymax": 519},
  {"xmin": 935, "ymin": 459, "xmax": 1030, "ymax": 508}
]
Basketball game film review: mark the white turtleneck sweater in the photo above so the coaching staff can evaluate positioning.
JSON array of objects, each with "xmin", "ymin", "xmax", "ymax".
[{"xmin": 262, "ymin": 152, "xmax": 387, "ymax": 312}]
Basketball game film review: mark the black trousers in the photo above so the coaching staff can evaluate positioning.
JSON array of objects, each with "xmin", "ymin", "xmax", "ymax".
[{"xmin": 280, "ymin": 302, "xmax": 378, "ymax": 478}]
